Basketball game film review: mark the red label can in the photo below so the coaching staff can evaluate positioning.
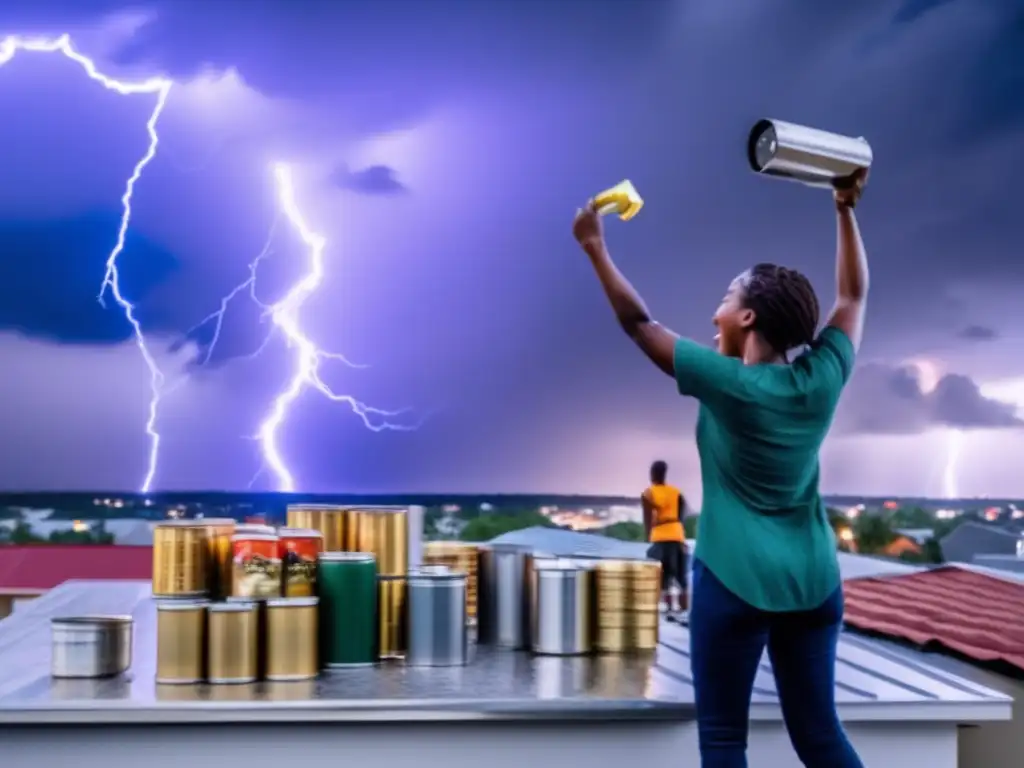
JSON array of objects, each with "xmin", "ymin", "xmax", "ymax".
[
  {"xmin": 279, "ymin": 528, "xmax": 324, "ymax": 597},
  {"xmin": 231, "ymin": 533, "xmax": 281, "ymax": 599}
]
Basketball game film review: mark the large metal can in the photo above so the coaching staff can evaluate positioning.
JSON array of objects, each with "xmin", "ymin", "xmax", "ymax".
[
  {"xmin": 318, "ymin": 552, "xmax": 377, "ymax": 668},
  {"xmin": 265, "ymin": 597, "xmax": 319, "ymax": 681},
  {"xmin": 152, "ymin": 521, "xmax": 208, "ymax": 598}
]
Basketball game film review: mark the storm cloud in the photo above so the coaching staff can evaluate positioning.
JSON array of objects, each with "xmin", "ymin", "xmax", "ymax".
[
  {"xmin": 0, "ymin": 0, "xmax": 1021, "ymax": 497},
  {"xmin": 330, "ymin": 164, "xmax": 408, "ymax": 196},
  {"xmin": 837, "ymin": 363, "xmax": 1023, "ymax": 435}
]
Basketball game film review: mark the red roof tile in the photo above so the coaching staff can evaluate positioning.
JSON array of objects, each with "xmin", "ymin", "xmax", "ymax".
[
  {"xmin": 0, "ymin": 545, "xmax": 152, "ymax": 591},
  {"xmin": 844, "ymin": 566, "xmax": 1024, "ymax": 671}
]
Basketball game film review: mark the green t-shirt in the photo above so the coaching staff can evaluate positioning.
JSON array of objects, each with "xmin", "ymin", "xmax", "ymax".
[{"xmin": 674, "ymin": 327, "xmax": 855, "ymax": 612}]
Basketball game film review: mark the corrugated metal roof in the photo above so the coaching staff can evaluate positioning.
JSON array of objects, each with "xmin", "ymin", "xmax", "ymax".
[
  {"xmin": 844, "ymin": 566, "xmax": 1024, "ymax": 672},
  {"xmin": 488, "ymin": 526, "xmax": 654, "ymax": 559},
  {"xmin": 489, "ymin": 527, "xmax": 923, "ymax": 581},
  {"xmin": 0, "ymin": 581, "xmax": 1012, "ymax": 724},
  {"xmin": 0, "ymin": 545, "xmax": 152, "ymax": 591}
]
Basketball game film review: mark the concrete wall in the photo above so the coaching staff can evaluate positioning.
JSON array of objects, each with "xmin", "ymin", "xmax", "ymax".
[{"xmin": 955, "ymin": 670, "xmax": 1024, "ymax": 768}]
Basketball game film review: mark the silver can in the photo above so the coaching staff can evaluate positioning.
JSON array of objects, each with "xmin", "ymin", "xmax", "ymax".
[
  {"xmin": 747, "ymin": 119, "xmax": 872, "ymax": 188},
  {"xmin": 407, "ymin": 568, "xmax": 467, "ymax": 667}
]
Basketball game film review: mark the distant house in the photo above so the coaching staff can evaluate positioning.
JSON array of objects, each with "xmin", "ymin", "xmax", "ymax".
[
  {"xmin": 894, "ymin": 527, "xmax": 935, "ymax": 545},
  {"xmin": 940, "ymin": 521, "xmax": 1024, "ymax": 564},
  {"xmin": 880, "ymin": 533, "xmax": 924, "ymax": 558},
  {"xmin": 973, "ymin": 554, "xmax": 1024, "ymax": 575},
  {"xmin": 0, "ymin": 545, "xmax": 152, "ymax": 619}
]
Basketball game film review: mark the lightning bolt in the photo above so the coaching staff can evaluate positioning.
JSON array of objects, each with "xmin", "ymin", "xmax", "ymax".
[
  {"xmin": 189, "ymin": 163, "xmax": 417, "ymax": 492},
  {"xmin": 0, "ymin": 34, "xmax": 172, "ymax": 493},
  {"xmin": 257, "ymin": 162, "xmax": 418, "ymax": 491},
  {"xmin": 183, "ymin": 217, "xmax": 278, "ymax": 366},
  {"xmin": 942, "ymin": 429, "xmax": 962, "ymax": 499}
]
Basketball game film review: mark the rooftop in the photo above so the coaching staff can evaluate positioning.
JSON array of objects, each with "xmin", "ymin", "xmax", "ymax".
[
  {"xmin": 0, "ymin": 578, "xmax": 1011, "ymax": 726},
  {"xmin": 0, "ymin": 545, "xmax": 152, "ymax": 592},
  {"xmin": 844, "ymin": 566, "xmax": 1024, "ymax": 673}
]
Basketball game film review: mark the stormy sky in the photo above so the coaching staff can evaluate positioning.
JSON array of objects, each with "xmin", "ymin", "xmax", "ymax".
[{"xmin": 0, "ymin": 0, "xmax": 1020, "ymax": 500}]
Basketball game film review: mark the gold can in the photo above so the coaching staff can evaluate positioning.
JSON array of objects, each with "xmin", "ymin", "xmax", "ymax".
[
  {"xmin": 156, "ymin": 599, "xmax": 208, "ymax": 684},
  {"xmin": 423, "ymin": 541, "xmax": 478, "ymax": 623},
  {"xmin": 351, "ymin": 508, "xmax": 408, "ymax": 576},
  {"xmin": 285, "ymin": 505, "xmax": 317, "ymax": 529},
  {"xmin": 152, "ymin": 521, "xmax": 208, "ymax": 598},
  {"xmin": 633, "ymin": 624, "xmax": 659, "ymax": 651},
  {"xmin": 593, "ymin": 558, "xmax": 662, "ymax": 654},
  {"xmin": 287, "ymin": 505, "xmax": 348, "ymax": 551},
  {"xmin": 207, "ymin": 601, "xmax": 258, "ymax": 684},
  {"xmin": 377, "ymin": 575, "xmax": 407, "ymax": 659},
  {"xmin": 265, "ymin": 597, "xmax": 318, "ymax": 681},
  {"xmin": 200, "ymin": 518, "xmax": 236, "ymax": 600}
]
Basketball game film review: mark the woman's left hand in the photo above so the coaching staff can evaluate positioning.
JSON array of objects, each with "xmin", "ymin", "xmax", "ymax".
[
  {"xmin": 833, "ymin": 167, "xmax": 868, "ymax": 208},
  {"xmin": 572, "ymin": 200, "xmax": 604, "ymax": 252}
]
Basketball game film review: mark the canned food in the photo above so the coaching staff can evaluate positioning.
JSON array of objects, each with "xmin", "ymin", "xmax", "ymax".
[
  {"xmin": 156, "ymin": 599, "xmax": 208, "ymax": 684},
  {"xmin": 594, "ymin": 558, "xmax": 661, "ymax": 654},
  {"xmin": 287, "ymin": 505, "xmax": 347, "ymax": 551},
  {"xmin": 231, "ymin": 531, "xmax": 281, "ymax": 599},
  {"xmin": 378, "ymin": 575, "xmax": 407, "ymax": 659},
  {"xmin": 423, "ymin": 542, "xmax": 478, "ymax": 624},
  {"xmin": 278, "ymin": 527, "xmax": 323, "ymax": 597},
  {"xmin": 319, "ymin": 552, "xmax": 377, "ymax": 668},
  {"xmin": 351, "ymin": 508, "xmax": 408, "ymax": 576},
  {"xmin": 265, "ymin": 597, "xmax": 319, "ymax": 681},
  {"xmin": 152, "ymin": 521, "xmax": 208, "ymax": 598},
  {"xmin": 207, "ymin": 601, "xmax": 258, "ymax": 684},
  {"xmin": 200, "ymin": 518, "xmax": 236, "ymax": 600}
]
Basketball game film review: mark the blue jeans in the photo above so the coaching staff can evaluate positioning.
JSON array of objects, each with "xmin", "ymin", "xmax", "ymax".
[{"xmin": 689, "ymin": 559, "xmax": 863, "ymax": 768}]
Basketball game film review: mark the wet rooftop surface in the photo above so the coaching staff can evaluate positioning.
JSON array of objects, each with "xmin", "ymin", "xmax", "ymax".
[{"xmin": 0, "ymin": 580, "xmax": 1011, "ymax": 724}]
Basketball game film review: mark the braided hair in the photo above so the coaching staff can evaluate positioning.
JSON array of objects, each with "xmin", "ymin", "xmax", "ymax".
[{"xmin": 741, "ymin": 264, "xmax": 820, "ymax": 357}]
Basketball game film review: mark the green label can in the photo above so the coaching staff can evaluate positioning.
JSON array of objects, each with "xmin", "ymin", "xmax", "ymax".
[{"xmin": 318, "ymin": 552, "xmax": 377, "ymax": 668}]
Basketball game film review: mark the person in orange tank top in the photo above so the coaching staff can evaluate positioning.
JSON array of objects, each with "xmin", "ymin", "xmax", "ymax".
[{"xmin": 643, "ymin": 460, "xmax": 688, "ymax": 620}]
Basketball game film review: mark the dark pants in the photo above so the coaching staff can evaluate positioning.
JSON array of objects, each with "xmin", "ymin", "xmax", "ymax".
[
  {"xmin": 689, "ymin": 559, "xmax": 863, "ymax": 768},
  {"xmin": 647, "ymin": 541, "xmax": 687, "ymax": 591}
]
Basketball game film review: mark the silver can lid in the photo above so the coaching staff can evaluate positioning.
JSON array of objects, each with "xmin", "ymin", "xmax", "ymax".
[
  {"xmin": 209, "ymin": 601, "xmax": 256, "ymax": 613},
  {"xmin": 319, "ymin": 552, "xmax": 375, "ymax": 563},
  {"xmin": 51, "ymin": 614, "xmax": 133, "ymax": 626},
  {"xmin": 231, "ymin": 532, "xmax": 278, "ymax": 542},
  {"xmin": 266, "ymin": 596, "xmax": 319, "ymax": 608},
  {"xmin": 156, "ymin": 599, "xmax": 211, "ymax": 611}
]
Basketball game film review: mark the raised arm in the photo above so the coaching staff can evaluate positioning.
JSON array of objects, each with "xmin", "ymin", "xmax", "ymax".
[
  {"xmin": 572, "ymin": 201, "xmax": 678, "ymax": 376},
  {"xmin": 825, "ymin": 169, "xmax": 869, "ymax": 350}
]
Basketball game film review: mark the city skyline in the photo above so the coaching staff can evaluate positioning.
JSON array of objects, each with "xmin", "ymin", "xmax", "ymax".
[{"xmin": 0, "ymin": 0, "xmax": 1021, "ymax": 501}]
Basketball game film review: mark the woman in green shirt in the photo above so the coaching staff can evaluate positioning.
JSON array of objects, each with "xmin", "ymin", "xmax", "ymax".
[{"xmin": 572, "ymin": 171, "xmax": 868, "ymax": 768}]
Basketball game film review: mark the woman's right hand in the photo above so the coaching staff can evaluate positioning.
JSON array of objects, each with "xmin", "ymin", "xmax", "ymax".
[
  {"xmin": 573, "ymin": 200, "xmax": 605, "ymax": 252},
  {"xmin": 833, "ymin": 168, "xmax": 868, "ymax": 208}
]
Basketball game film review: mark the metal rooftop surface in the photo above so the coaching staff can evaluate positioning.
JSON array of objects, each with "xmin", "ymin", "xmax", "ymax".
[
  {"xmin": 488, "ymin": 527, "xmax": 926, "ymax": 582},
  {"xmin": 0, "ymin": 580, "xmax": 1011, "ymax": 725}
]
